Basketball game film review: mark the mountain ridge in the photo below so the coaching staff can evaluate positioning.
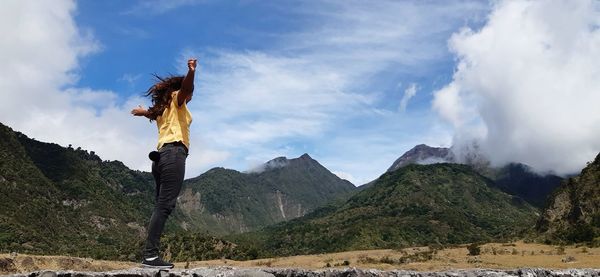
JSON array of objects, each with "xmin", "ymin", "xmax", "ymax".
[
  {"xmin": 378, "ymin": 144, "xmax": 564, "ymax": 208},
  {"xmin": 230, "ymin": 162, "xmax": 539, "ymax": 257},
  {"xmin": 177, "ymin": 153, "xmax": 356, "ymax": 234},
  {"xmin": 0, "ymin": 122, "xmax": 355, "ymax": 259},
  {"xmin": 536, "ymin": 152, "xmax": 600, "ymax": 244}
]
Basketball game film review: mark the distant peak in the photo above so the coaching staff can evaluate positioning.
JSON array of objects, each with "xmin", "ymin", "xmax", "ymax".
[
  {"xmin": 299, "ymin": 153, "xmax": 312, "ymax": 160},
  {"xmin": 387, "ymin": 144, "xmax": 453, "ymax": 172},
  {"xmin": 247, "ymin": 156, "xmax": 290, "ymax": 173},
  {"xmin": 269, "ymin": 156, "xmax": 288, "ymax": 163},
  {"xmin": 247, "ymin": 153, "xmax": 317, "ymax": 174},
  {"xmin": 412, "ymin": 144, "xmax": 438, "ymax": 151}
]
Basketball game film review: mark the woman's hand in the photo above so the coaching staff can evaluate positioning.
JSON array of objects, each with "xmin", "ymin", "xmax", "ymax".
[
  {"xmin": 187, "ymin": 59, "xmax": 197, "ymax": 71},
  {"xmin": 131, "ymin": 105, "xmax": 148, "ymax": 117},
  {"xmin": 179, "ymin": 58, "xmax": 197, "ymax": 106}
]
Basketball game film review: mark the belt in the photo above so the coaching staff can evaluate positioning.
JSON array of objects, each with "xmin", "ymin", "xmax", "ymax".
[{"xmin": 162, "ymin": 141, "xmax": 188, "ymax": 154}]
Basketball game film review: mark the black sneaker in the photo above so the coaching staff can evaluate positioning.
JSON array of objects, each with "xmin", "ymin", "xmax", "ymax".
[{"xmin": 141, "ymin": 257, "xmax": 174, "ymax": 269}]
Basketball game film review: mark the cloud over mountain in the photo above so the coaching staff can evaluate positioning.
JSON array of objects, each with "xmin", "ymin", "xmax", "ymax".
[{"xmin": 433, "ymin": 0, "xmax": 600, "ymax": 175}]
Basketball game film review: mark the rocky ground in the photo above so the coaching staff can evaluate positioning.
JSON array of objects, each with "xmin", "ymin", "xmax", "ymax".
[
  {"xmin": 5, "ymin": 267, "xmax": 600, "ymax": 277},
  {"xmin": 2, "ymin": 242, "xmax": 600, "ymax": 276}
]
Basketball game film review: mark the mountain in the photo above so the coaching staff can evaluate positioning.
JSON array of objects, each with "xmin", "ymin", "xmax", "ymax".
[
  {"xmin": 231, "ymin": 163, "xmax": 538, "ymax": 257},
  {"xmin": 0, "ymin": 122, "xmax": 161, "ymax": 260},
  {"xmin": 492, "ymin": 163, "xmax": 564, "ymax": 208},
  {"xmin": 385, "ymin": 143, "xmax": 488, "ymax": 172},
  {"xmin": 0, "ymin": 122, "xmax": 358, "ymax": 259},
  {"xmin": 379, "ymin": 144, "xmax": 563, "ymax": 208},
  {"xmin": 175, "ymin": 154, "xmax": 356, "ymax": 234},
  {"xmin": 536, "ymin": 152, "xmax": 600, "ymax": 244},
  {"xmin": 386, "ymin": 144, "xmax": 454, "ymax": 172}
]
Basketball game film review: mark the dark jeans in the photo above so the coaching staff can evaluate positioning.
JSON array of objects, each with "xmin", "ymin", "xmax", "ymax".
[{"xmin": 143, "ymin": 143, "xmax": 187, "ymax": 258}]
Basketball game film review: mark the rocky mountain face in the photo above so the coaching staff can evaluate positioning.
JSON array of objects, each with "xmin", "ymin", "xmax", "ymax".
[
  {"xmin": 234, "ymin": 163, "xmax": 538, "ymax": 257},
  {"xmin": 536, "ymin": 152, "xmax": 600, "ymax": 244},
  {"xmin": 10, "ymin": 267, "xmax": 600, "ymax": 277},
  {"xmin": 381, "ymin": 144, "xmax": 563, "ymax": 208},
  {"xmin": 176, "ymin": 154, "xmax": 356, "ymax": 235},
  {"xmin": 386, "ymin": 144, "xmax": 455, "ymax": 172}
]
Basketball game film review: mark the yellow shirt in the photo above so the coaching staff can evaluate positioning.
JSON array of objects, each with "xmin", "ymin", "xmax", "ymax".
[{"xmin": 156, "ymin": 90, "xmax": 192, "ymax": 150}]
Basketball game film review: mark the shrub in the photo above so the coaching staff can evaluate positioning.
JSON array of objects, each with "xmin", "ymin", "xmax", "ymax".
[
  {"xmin": 0, "ymin": 258, "xmax": 16, "ymax": 272},
  {"xmin": 467, "ymin": 243, "xmax": 481, "ymax": 256},
  {"xmin": 254, "ymin": 260, "xmax": 272, "ymax": 267},
  {"xmin": 379, "ymin": 256, "xmax": 396, "ymax": 264},
  {"xmin": 333, "ymin": 260, "xmax": 351, "ymax": 267},
  {"xmin": 566, "ymin": 224, "xmax": 596, "ymax": 243}
]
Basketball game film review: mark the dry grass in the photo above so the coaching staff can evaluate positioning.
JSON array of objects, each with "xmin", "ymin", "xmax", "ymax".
[
  {"xmin": 1, "ymin": 241, "xmax": 599, "ymax": 274},
  {"xmin": 0, "ymin": 254, "xmax": 135, "ymax": 274}
]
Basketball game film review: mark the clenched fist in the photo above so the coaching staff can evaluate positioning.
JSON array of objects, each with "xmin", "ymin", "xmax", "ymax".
[{"xmin": 188, "ymin": 59, "xmax": 197, "ymax": 71}]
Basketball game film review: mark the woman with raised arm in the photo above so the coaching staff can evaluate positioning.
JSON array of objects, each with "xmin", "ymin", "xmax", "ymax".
[{"xmin": 131, "ymin": 58, "xmax": 196, "ymax": 269}]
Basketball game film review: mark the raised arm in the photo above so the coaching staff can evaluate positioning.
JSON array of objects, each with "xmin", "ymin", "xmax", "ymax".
[{"xmin": 177, "ymin": 59, "xmax": 196, "ymax": 106}]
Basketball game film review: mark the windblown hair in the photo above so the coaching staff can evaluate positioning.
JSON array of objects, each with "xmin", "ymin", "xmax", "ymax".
[{"xmin": 145, "ymin": 74, "xmax": 184, "ymax": 121}]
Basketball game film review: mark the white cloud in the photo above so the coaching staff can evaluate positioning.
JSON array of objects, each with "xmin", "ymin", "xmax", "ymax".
[
  {"xmin": 0, "ymin": 0, "xmax": 487, "ymax": 183},
  {"xmin": 332, "ymin": 171, "xmax": 357, "ymax": 185},
  {"xmin": 123, "ymin": 0, "xmax": 205, "ymax": 15},
  {"xmin": 399, "ymin": 83, "xmax": 418, "ymax": 112},
  {"xmin": 178, "ymin": 1, "xmax": 486, "ymax": 182},
  {"xmin": 185, "ymin": 50, "xmax": 375, "ymax": 148},
  {"xmin": 0, "ymin": 0, "xmax": 226, "ymax": 178},
  {"xmin": 433, "ymin": 0, "xmax": 600, "ymax": 175},
  {"xmin": 118, "ymin": 73, "xmax": 142, "ymax": 87}
]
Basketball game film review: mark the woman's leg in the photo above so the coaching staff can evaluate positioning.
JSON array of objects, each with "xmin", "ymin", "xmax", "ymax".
[{"xmin": 143, "ymin": 146, "xmax": 186, "ymax": 258}]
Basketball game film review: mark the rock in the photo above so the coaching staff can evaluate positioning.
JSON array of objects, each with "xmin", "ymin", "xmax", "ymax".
[
  {"xmin": 466, "ymin": 256, "xmax": 481, "ymax": 263},
  {"xmin": 191, "ymin": 267, "xmax": 275, "ymax": 277},
  {"xmin": 6, "ymin": 267, "xmax": 600, "ymax": 277},
  {"xmin": 20, "ymin": 256, "xmax": 37, "ymax": 270},
  {"xmin": 0, "ymin": 258, "xmax": 16, "ymax": 272},
  {"xmin": 39, "ymin": 271, "xmax": 57, "ymax": 277}
]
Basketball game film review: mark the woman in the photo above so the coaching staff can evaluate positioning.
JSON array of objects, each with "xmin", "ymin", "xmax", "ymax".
[{"xmin": 131, "ymin": 58, "xmax": 196, "ymax": 269}]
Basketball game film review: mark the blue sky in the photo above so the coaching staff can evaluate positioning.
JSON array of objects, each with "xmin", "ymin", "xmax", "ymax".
[
  {"xmin": 3, "ymin": 0, "xmax": 598, "ymax": 185},
  {"xmin": 70, "ymin": 0, "xmax": 488, "ymax": 184}
]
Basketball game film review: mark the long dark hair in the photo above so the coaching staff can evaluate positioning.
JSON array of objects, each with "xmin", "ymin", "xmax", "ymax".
[{"xmin": 145, "ymin": 74, "xmax": 184, "ymax": 121}]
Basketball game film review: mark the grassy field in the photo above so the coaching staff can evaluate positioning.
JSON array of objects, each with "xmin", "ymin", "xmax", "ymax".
[{"xmin": 1, "ymin": 241, "xmax": 598, "ymax": 274}]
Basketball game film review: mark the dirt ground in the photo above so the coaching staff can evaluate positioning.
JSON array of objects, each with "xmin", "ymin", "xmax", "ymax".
[{"xmin": 1, "ymin": 241, "xmax": 598, "ymax": 274}]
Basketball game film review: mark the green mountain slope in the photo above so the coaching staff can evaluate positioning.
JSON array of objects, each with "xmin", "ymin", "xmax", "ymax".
[
  {"xmin": 374, "ymin": 144, "xmax": 563, "ymax": 208},
  {"xmin": 536, "ymin": 152, "xmax": 600, "ymax": 244},
  {"xmin": 0, "ymin": 122, "xmax": 357, "ymax": 259},
  {"xmin": 0, "ymin": 122, "xmax": 164, "ymax": 259},
  {"xmin": 232, "ymin": 163, "xmax": 538, "ymax": 257},
  {"xmin": 175, "ymin": 154, "xmax": 356, "ymax": 234},
  {"xmin": 0, "ymin": 123, "xmax": 70, "ymax": 253},
  {"xmin": 492, "ymin": 163, "xmax": 563, "ymax": 208}
]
